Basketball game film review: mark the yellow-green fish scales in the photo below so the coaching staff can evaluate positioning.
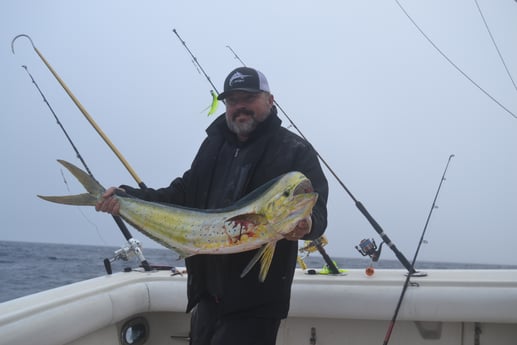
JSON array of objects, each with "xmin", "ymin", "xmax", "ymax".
[{"xmin": 38, "ymin": 160, "xmax": 318, "ymax": 281}]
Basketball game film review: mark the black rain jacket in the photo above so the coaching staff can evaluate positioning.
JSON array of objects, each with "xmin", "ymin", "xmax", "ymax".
[{"xmin": 122, "ymin": 107, "xmax": 328, "ymax": 318}]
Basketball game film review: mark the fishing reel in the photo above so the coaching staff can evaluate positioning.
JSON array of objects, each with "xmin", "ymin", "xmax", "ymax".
[
  {"xmin": 103, "ymin": 238, "xmax": 147, "ymax": 274},
  {"xmin": 355, "ymin": 238, "xmax": 383, "ymax": 262},
  {"xmin": 299, "ymin": 235, "xmax": 329, "ymax": 256},
  {"xmin": 355, "ymin": 238, "xmax": 384, "ymax": 276},
  {"xmin": 298, "ymin": 236, "xmax": 328, "ymax": 269},
  {"xmin": 298, "ymin": 236, "xmax": 341, "ymax": 275}
]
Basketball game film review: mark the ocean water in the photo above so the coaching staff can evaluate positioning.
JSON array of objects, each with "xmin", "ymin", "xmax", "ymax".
[{"xmin": 1, "ymin": 240, "xmax": 514, "ymax": 303}]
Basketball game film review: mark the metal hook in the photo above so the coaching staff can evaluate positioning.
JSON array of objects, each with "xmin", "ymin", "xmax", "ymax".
[{"xmin": 11, "ymin": 34, "xmax": 36, "ymax": 55}]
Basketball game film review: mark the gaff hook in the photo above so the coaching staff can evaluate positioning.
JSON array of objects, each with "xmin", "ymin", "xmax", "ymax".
[
  {"xmin": 11, "ymin": 34, "xmax": 38, "ymax": 55},
  {"xmin": 11, "ymin": 33, "xmax": 151, "ymax": 272},
  {"xmin": 10, "ymin": 34, "xmax": 146, "ymax": 188}
]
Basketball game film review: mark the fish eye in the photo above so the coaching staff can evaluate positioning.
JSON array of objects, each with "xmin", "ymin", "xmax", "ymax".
[{"xmin": 283, "ymin": 191, "xmax": 290, "ymax": 197}]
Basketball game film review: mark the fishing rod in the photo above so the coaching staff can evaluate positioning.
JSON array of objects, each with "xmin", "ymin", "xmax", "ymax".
[
  {"xmin": 172, "ymin": 28, "xmax": 414, "ymax": 273},
  {"xmin": 172, "ymin": 29, "xmax": 221, "ymax": 117},
  {"xmin": 11, "ymin": 35, "xmax": 147, "ymax": 187},
  {"xmin": 382, "ymin": 154, "xmax": 455, "ymax": 345},
  {"xmin": 225, "ymin": 44, "xmax": 417, "ymax": 274},
  {"xmin": 172, "ymin": 29, "xmax": 340, "ymax": 274},
  {"xmin": 172, "ymin": 29, "xmax": 220, "ymax": 95},
  {"xmin": 11, "ymin": 34, "xmax": 151, "ymax": 272}
]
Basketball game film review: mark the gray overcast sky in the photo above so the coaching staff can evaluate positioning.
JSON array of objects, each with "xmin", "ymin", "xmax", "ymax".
[{"xmin": 1, "ymin": 0, "xmax": 516, "ymax": 265}]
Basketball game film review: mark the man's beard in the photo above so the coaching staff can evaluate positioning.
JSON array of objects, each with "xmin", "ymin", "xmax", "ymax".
[{"xmin": 226, "ymin": 110, "xmax": 259, "ymax": 137}]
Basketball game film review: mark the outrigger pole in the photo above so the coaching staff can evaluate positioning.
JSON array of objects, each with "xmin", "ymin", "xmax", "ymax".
[{"xmin": 11, "ymin": 34, "xmax": 151, "ymax": 272}]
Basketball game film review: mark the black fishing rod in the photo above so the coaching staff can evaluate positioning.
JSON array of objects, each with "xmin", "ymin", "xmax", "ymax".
[
  {"xmin": 382, "ymin": 154, "xmax": 455, "ymax": 345},
  {"xmin": 225, "ymin": 44, "xmax": 417, "ymax": 274},
  {"xmin": 11, "ymin": 35, "xmax": 147, "ymax": 187},
  {"xmin": 11, "ymin": 34, "xmax": 151, "ymax": 272},
  {"xmin": 172, "ymin": 29, "xmax": 220, "ymax": 95},
  {"xmin": 172, "ymin": 28, "xmax": 414, "ymax": 273},
  {"xmin": 172, "ymin": 29, "xmax": 343, "ymax": 274}
]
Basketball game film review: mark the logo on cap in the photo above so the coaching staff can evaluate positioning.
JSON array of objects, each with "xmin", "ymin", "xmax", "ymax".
[{"xmin": 229, "ymin": 71, "xmax": 253, "ymax": 87}]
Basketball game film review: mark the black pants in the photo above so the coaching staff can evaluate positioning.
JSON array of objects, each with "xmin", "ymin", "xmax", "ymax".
[{"xmin": 190, "ymin": 298, "xmax": 281, "ymax": 345}]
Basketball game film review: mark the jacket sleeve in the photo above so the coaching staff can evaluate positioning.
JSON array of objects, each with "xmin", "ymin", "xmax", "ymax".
[
  {"xmin": 120, "ymin": 170, "xmax": 190, "ymax": 205},
  {"xmin": 294, "ymin": 142, "xmax": 329, "ymax": 240},
  {"xmin": 120, "ymin": 137, "xmax": 213, "ymax": 205}
]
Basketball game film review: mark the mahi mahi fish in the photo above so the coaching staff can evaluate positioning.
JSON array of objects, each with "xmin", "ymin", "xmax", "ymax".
[{"xmin": 38, "ymin": 160, "xmax": 318, "ymax": 281}]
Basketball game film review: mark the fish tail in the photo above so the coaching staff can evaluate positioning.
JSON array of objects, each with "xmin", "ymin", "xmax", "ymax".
[{"xmin": 37, "ymin": 159, "xmax": 105, "ymax": 206}]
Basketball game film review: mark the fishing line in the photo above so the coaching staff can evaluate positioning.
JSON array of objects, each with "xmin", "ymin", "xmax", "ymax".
[
  {"xmin": 224, "ymin": 44, "xmax": 417, "ymax": 274},
  {"xmin": 474, "ymin": 0, "xmax": 517, "ymax": 93},
  {"xmin": 11, "ymin": 34, "xmax": 151, "ymax": 271},
  {"xmin": 393, "ymin": 0, "xmax": 516, "ymax": 120},
  {"xmin": 382, "ymin": 154, "xmax": 455, "ymax": 345}
]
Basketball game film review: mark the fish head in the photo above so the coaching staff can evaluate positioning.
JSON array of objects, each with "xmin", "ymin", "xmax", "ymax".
[{"xmin": 262, "ymin": 172, "xmax": 318, "ymax": 236}]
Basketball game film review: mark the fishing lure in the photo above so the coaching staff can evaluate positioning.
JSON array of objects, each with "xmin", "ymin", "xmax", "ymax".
[{"xmin": 202, "ymin": 90, "xmax": 218, "ymax": 116}]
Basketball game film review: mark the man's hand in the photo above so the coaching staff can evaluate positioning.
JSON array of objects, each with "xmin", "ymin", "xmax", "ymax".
[
  {"xmin": 284, "ymin": 217, "xmax": 312, "ymax": 241},
  {"xmin": 95, "ymin": 187, "xmax": 122, "ymax": 216}
]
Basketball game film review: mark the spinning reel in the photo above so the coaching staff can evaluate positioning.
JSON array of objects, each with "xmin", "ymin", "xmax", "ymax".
[{"xmin": 355, "ymin": 238, "xmax": 384, "ymax": 276}]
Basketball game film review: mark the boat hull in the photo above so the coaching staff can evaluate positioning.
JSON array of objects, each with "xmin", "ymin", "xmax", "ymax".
[{"xmin": 1, "ymin": 268, "xmax": 516, "ymax": 345}]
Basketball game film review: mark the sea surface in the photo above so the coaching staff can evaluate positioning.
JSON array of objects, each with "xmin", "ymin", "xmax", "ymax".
[{"xmin": 1, "ymin": 240, "xmax": 515, "ymax": 303}]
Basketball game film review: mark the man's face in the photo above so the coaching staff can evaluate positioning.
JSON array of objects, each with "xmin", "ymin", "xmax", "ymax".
[{"xmin": 224, "ymin": 91, "xmax": 274, "ymax": 141}]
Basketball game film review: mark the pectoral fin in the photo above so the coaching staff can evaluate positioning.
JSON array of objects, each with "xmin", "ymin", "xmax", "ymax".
[
  {"xmin": 227, "ymin": 213, "xmax": 268, "ymax": 226},
  {"xmin": 240, "ymin": 242, "xmax": 277, "ymax": 282}
]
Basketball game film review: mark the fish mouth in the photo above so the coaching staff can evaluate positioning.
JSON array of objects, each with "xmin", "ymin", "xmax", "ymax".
[{"xmin": 293, "ymin": 179, "xmax": 314, "ymax": 195}]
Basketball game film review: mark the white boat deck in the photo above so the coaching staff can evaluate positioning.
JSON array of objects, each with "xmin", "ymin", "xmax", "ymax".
[
  {"xmin": 290, "ymin": 268, "xmax": 517, "ymax": 322},
  {"xmin": 1, "ymin": 268, "xmax": 516, "ymax": 345}
]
